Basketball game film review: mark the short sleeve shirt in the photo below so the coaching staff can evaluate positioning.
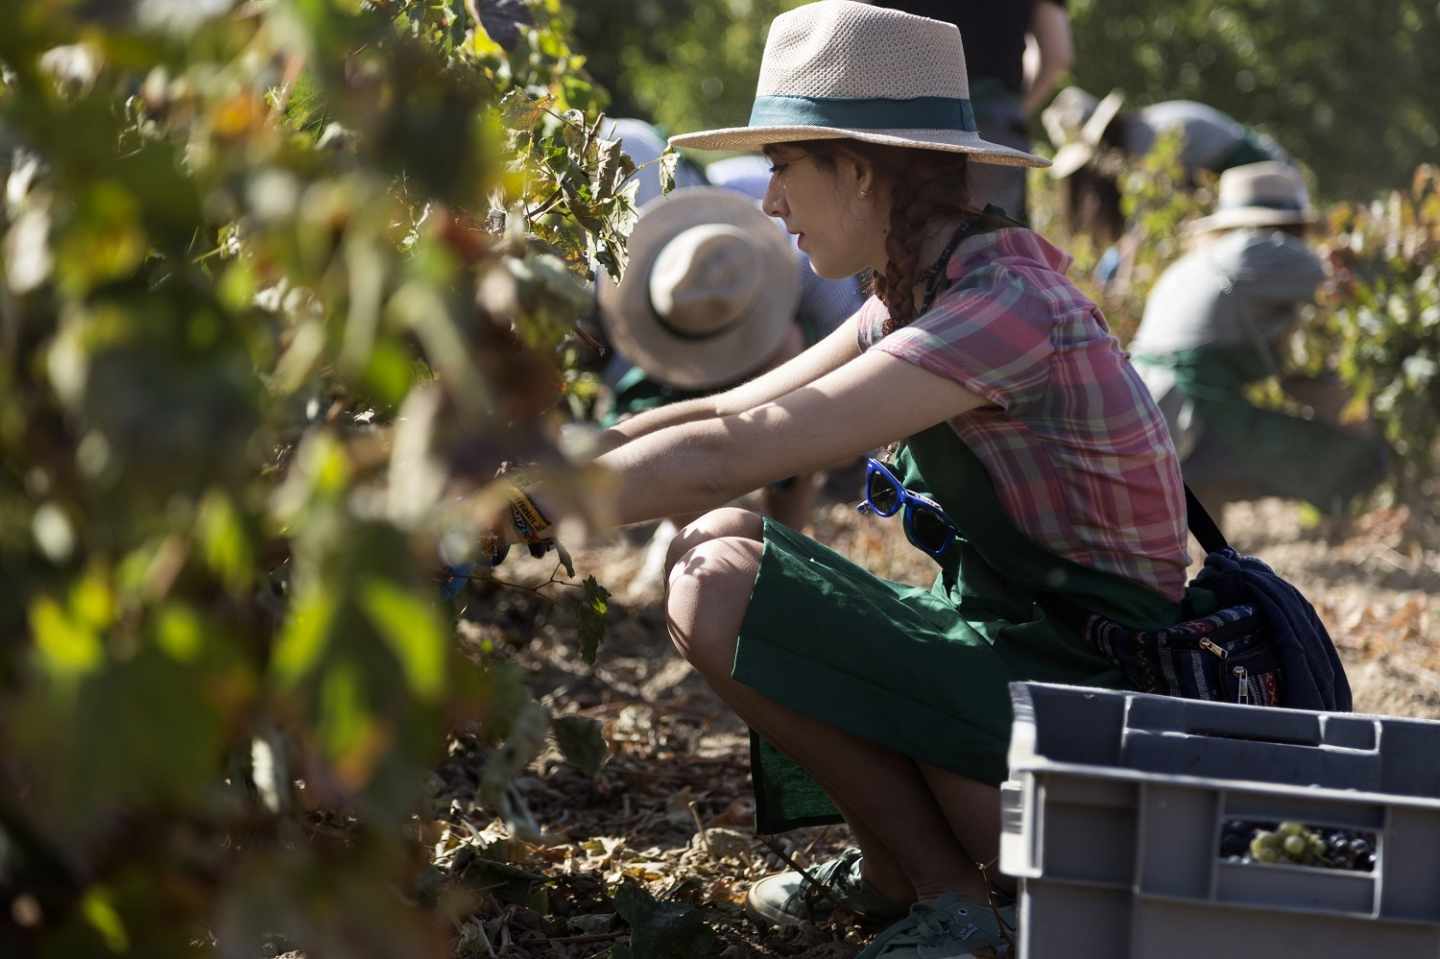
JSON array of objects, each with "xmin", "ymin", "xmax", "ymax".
[
  {"xmin": 857, "ymin": 228, "xmax": 1189, "ymax": 600},
  {"xmin": 1128, "ymin": 102, "xmax": 1290, "ymax": 173},
  {"xmin": 1131, "ymin": 229, "xmax": 1325, "ymax": 355}
]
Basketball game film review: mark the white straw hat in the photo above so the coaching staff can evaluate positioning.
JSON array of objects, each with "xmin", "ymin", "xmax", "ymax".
[
  {"xmin": 1044, "ymin": 88, "xmax": 1126, "ymax": 179},
  {"xmin": 1040, "ymin": 86, "xmax": 1096, "ymax": 150},
  {"xmin": 597, "ymin": 187, "xmax": 801, "ymax": 391},
  {"xmin": 1188, "ymin": 162, "xmax": 1317, "ymax": 234},
  {"xmin": 669, "ymin": 0, "xmax": 1046, "ymax": 168}
]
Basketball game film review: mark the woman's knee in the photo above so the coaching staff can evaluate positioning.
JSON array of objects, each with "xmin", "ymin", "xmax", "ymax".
[
  {"xmin": 665, "ymin": 535, "xmax": 762, "ymax": 677},
  {"xmin": 663, "ymin": 507, "xmax": 763, "ymax": 579}
]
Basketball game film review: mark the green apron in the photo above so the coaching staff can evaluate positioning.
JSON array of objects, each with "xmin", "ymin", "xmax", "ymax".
[
  {"xmin": 1134, "ymin": 347, "xmax": 1386, "ymax": 513},
  {"xmin": 733, "ymin": 421, "xmax": 1185, "ymax": 833}
]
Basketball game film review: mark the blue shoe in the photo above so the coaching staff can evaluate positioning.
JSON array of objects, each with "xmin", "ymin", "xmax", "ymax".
[{"xmin": 856, "ymin": 892, "xmax": 1016, "ymax": 958}]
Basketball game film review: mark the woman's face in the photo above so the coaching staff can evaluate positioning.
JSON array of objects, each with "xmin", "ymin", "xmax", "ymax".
[{"xmin": 761, "ymin": 144, "xmax": 888, "ymax": 279}]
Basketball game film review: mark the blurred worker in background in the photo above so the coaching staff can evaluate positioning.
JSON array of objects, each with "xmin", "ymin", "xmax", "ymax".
[
  {"xmin": 1130, "ymin": 162, "xmax": 1387, "ymax": 521},
  {"xmin": 1043, "ymin": 87, "xmax": 1291, "ymax": 250}
]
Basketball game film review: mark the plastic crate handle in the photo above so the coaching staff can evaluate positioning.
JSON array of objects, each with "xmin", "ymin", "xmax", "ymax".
[{"xmin": 1124, "ymin": 695, "xmax": 1377, "ymax": 748}]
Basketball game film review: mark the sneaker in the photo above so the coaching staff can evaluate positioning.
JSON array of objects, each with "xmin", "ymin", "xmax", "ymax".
[
  {"xmin": 746, "ymin": 848, "xmax": 909, "ymax": 926},
  {"xmin": 856, "ymin": 892, "xmax": 1017, "ymax": 958}
]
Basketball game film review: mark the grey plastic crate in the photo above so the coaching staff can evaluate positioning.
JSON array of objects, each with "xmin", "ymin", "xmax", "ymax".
[{"xmin": 1000, "ymin": 682, "xmax": 1440, "ymax": 958}]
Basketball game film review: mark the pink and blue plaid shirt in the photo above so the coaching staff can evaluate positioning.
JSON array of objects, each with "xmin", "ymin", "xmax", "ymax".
[{"xmin": 857, "ymin": 228, "xmax": 1190, "ymax": 601}]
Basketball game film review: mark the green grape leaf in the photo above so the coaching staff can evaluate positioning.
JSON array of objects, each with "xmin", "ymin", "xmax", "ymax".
[
  {"xmin": 471, "ymin": 22, "xmax": 504, "ymax": 58},
  {"xmin": 30, "ymin": 596, "xmax": 102, "ymax": 678},
  {"xmin": 552, "ymin": 714, "xmax": 607, "ymax": 776},
  {"xmin": 576, "ymin": 575, "xmax": 610, "ymax": 666},
  {"xmin": 479, "ymin": 699, "xmax": 548, "ymax": 838},
  {"xmin": 594, "ymin": 137, "xmax": 623, "ymax": 200},
  {"xmin": 500, "ymin": 89, "xmax": 552, "ymax": 129},
  {"xmin": 611, "ymin": 880, "xmax": 720, "ymax": 959},
  {"xmin": 359, "ymin": 577, "xmax": 446, "ymax": 702},
  {"xmin": 318, "ymin": 659, "xmax": 376, "ymax": 774},
  {"xmin": 272, "ymin": 587, "xmax": 338, "ymax": 687},
  {"xmin": 153, "ymin": 602, "xmax": 204, "ymax": 663},
  {"xmin": 80, "ymin": 887, "xmax": 130, "ymax": 953},
  {"xmin": 198, "ymin": 491, "xmax": 254, "ymax": 593}
]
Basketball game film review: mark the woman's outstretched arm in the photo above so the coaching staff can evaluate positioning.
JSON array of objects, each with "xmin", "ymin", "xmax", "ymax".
[{"xmin": 589, "ymin": 350, "xmax": 987, "ymax": 526}]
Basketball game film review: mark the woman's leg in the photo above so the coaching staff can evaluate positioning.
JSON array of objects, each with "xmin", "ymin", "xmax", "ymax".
[
  {"xmin": 667, "ymin": 508, "xmax": 916, "ymax": 899},
  {"xmin": 916, "ymin": 764, "xmax": 1014, "ymax": 896},
  {"xmin": 664, "ymin": 509, "xmax": 992, "ymax": 902}
]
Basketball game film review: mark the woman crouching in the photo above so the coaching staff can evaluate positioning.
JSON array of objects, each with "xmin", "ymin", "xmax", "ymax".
[{"xmin": 488, "ymin": 3, "xmax": 1191, "ymax": 954}]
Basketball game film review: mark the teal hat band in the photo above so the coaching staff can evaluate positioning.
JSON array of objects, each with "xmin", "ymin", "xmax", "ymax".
[{"xmin": 748, "ymin": 94, "xmax": 977, "ymax": 133}]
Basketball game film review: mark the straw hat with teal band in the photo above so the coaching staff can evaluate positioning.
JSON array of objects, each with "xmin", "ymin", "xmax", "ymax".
[{"xmin": 669, "ymin": 0, "xmax": 1048, "ymax": 168}]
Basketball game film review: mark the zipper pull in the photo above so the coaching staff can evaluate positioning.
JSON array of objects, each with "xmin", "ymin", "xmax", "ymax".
[
  {"xmin": 1234, "ymin": 665, "xmax": 1250, "ymax": 705},
  {"xmin": 1199, "ymin": 638, "xmax": 1229, "ymax": 659}
]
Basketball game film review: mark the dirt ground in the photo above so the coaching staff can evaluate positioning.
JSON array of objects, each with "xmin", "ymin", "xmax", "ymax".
[{"xmin": 431, "ymin": 482, "xmax": 1440, "ymax": 959}]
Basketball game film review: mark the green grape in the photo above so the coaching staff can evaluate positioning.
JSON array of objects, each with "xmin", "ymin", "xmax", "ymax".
[
  {"xmin": 1277, "ymin": 821, "xmax": 1308, "ymax": 840},
  {"xmin": 1251, "ymin": 832, "xmax": 1283, "ymax": 863},
  {"xmin": 1283, "ymin": 834, "xmax": 1309, "ymax": 860}
]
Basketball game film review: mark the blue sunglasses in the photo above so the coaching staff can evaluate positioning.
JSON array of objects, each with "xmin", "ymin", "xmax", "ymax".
[{"xmin": 856, "ymin": 458, "xmax": 961, "ymax": 558}]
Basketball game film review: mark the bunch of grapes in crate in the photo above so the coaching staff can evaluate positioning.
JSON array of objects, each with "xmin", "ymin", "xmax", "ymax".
[{"xmin": 1219, "ymin": 820, "xmax": 1377, "ymax": 872}]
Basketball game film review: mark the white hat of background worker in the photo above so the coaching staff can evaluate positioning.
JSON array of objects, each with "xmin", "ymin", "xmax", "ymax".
[
  {"xmin": 597, "ymin": 187, "xmax": 801, "ymax": 390},
  {"xmin": 1188, "ymin": 162, "xmax": 1318, "ymax": 234},
  {"xmin": 1043, "ymin": 87, "xmax": 1126, "ymax": 179}
]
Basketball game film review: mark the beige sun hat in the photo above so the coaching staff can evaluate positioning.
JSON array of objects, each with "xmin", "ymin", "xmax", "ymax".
[
  {"xmin": 1044, "ymin": 88, "xmax": 1126, "ymax": 179},
  {"xmin": 1040, "ymin": 86, "xmax": 1097, "ymax": 149},
  {"xmin": 597, "ymin": 187, "xmax": 801, "ymax": 391},
  {"xmin": 668, "ymin": 1, "xmax": 1046, "ymax": 167},
  {"xmin": 1188, "ymin": 162, "xmax": 1318, "ymax": 234}
]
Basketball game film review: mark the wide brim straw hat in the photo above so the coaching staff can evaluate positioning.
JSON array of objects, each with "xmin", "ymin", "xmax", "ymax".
[
  {"xmin": 597, "ymin": 187, "xmax": 801, "ymax": 391},
  {"xmin": 1188, "ymin": 161, "xmax": 1318, "ymax": 234},
  {"xmin": 669, "ymin": 0, "xmax": 1047, "ymax": 168},
  {"xmin": 1047, "ymin": 89, "xmax": 1125, "ymax": 179}
]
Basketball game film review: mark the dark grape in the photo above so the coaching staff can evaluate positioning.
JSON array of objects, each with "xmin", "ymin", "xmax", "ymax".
[{"xmin": 1219, "ymin": 832, "xmax": 1249, "ymax": 858}]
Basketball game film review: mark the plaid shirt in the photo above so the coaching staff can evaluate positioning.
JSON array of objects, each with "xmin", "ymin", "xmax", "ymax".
[{"xmin": 857, "ymin": 228, "xmax": 1190, "ymax": 601}]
